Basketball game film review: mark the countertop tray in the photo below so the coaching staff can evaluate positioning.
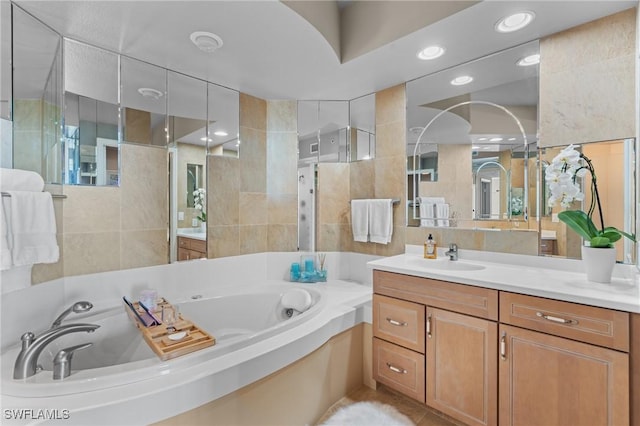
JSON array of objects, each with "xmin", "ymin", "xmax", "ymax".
[{"xmin": 124, "ymin": 298, "xmax": 215, "ymax": 361}]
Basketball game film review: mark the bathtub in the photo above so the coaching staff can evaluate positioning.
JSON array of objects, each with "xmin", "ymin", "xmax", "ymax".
[{"xmin": 2, "ymin": 282, "xmax": 324, "ymax": 398}]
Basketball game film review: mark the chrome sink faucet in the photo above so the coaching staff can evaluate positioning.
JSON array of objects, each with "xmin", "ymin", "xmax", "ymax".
[
  {"xmin": 13, "ymin": 323, "xmax": 100, "ymax": 379},
  {"xmin": 445, "ymin": 243, "xmax": 458, "ymax": 261}
]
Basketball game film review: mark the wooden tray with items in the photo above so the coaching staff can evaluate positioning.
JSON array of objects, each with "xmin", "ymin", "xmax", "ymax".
[{"xmin": 123, "ymin": 298, "xmax": 215, "ymax": 361}]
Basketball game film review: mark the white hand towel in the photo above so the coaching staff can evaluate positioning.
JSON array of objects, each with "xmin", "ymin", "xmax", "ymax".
[
  {"xmin": 0, "ymin": 196, "xmax": 12, "ymax": 270},
  {"xmin": 0, "ymin": 168, "xmax": 45, "ymax": 192},
  {"xmin": 6, "ymin": 191, "xmax": 59, "ymax": 267},
  {"xmin": 418, "ymin": 198, "xmax": 435, "ymax": 227},
  {"xmin": 351, "ymin": 200, "xmax": 369, "ymax": 242},
  {"xmin": 436, "ymin": 203, "xmax": 450, "ymax": 227},
  {"xmin": 369, "ymin": 199, "xmax": 393, "ymax": 244}
]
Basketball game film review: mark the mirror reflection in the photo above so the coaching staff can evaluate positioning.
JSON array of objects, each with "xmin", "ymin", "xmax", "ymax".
[
  {"xmin": 406, "ymin": 41, "xmax": 539, "ymax": 229},
  {"xmin": 63, "ymin": 39, "xmax": 119, "ymax": 186},
  {"xmin": 349, "ymin": 94, "xmax": 376, "ymax": 161},
  {"xmin": 207, "ymin": 83, "xmax": 240, "ymax": 157}
]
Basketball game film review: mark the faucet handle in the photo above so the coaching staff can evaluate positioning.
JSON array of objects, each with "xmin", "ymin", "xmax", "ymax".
[
  {"xmin": 449, "ymin": 243, "xmax": 458, "ymax": 250},
  {"xmin": 20, "ymin": 332, "xmax": 35, "ymax": 351},
  {"xmin": 53, "ymin": 342, "xmax": 93, "ymax": 380}
]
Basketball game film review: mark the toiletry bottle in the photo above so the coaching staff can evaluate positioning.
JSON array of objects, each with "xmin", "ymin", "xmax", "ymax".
[{"xmin": 424, "ymin": 234, "xmax": 437, "ymax": 259}]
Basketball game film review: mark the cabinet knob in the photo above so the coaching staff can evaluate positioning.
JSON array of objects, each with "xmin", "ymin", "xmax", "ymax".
[
  {"xmin": 386, "ymin": 318, "xmax": 407, "ymax": 327},
  {"xmin": 426, "ymin": 314, "xmax": 432, "ymax": 338},
  {"xmin": 500, "ymin": 332, "xmax": 507, "ymax": 361},
  {"xmin": 536, "ymin": 311, "xmax": 578, "ymax": 325}
]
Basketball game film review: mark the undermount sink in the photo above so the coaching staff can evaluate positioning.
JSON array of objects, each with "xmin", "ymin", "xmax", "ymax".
[{"xmin": 411, "ymin": 257, "xmax": 486, "ymax": 272}]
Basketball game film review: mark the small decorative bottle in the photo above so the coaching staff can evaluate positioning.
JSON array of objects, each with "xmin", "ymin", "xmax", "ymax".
[{"xmin": 424, "ymin": 234, "xmax": 437, "ymax": 259}]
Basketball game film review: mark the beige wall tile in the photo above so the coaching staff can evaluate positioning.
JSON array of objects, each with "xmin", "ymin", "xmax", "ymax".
[
  {"xmin": 483, "ymin": 230, "xmax": 538, "ymax": 255},
  {"xmin": 268, "ymin": 224, "xmax": 298, "ymax": 252},
  {"xmin": 208, "ymin": 156, "xmax": 240, "ymax": 226},
  {"xmin": 208, "ymin": 225, "xmax": 239, "ymax": 258},
  {"xmin": 376, "ymin": 121, "xmax": 406, "ymax": 159},
  {"xmin": 375, "ymin": 84, "xmax": 405, "ymax": 126},
  {"xmin": 267, "ymin": 132, "xmax": 298, "ymax": 195},
  {"xmin": 121, "ymin": 229, "xmax": 168, "ymax": 270},
  {"xmin": 239, "ymin": 127, "xmax": 267, "ymax": 193},
  {"xmin": 375, "ymin": 226, "xmax": 405, "ymax": 257},
  {"xmin": 120, "ymin": 144, "xmax": 168, "ymax": 230},
  {"xmin": 350, "ymin": 160, "xmax": 375, "ymax": 200},
  {"xmin": 374, "ymin": 156, "xmax": 406, "ymax": 226},
  {"xmin": 32, "ymin": 233, "xmax": 63, "ymax": 284},
  {"xmin": 318, "ymin": 163, "xmax": 350, "ymax": 225},
  {"xmin": 318, "ymin": 223, "xmax": 352, "ymax": 252},
  {"xmin": 267, "ymin": 100, "xmax": 297, "ymax": 132},
  {"xmin": 239, "ymin": 192, "xmax": 267, "ymax": 225},
  {"xmin": 63, "ymin": 185, "xmax": 120, "ymax": 233},
  {"xmin": 63, "ymin": 232, "xmax": 121, "ymax": 276},
  {"xmin": 268, "ymin": 194, "xmax": 297, "ymax": 225},
  {"xmin": 240, "ymin": 93, "xmax": 267, "ymax": 131},
  {"xmin": 239, "ymin": 224, "xmax": 268, "ymax": 255}
]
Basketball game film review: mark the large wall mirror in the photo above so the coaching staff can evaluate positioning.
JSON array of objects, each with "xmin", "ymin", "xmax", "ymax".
[{"xmin": 406, "ymin": 41, "xmax": 539, "ymax": 229}]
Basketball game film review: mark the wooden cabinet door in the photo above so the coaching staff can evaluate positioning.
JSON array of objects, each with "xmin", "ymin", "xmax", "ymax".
[
  {"xmin": 426, "ymin": 307, "xmax": 497, "ymax": 426},
  {"xmin": 499, "ymin": 324, "xmax": 629, "ymax": 426}
]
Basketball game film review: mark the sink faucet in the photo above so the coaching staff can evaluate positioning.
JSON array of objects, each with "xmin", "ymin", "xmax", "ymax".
[
  {"xmin": 445, "ymin": 243, "xmax": 458, "ymax": 261},
  {"xmin": 13, "ymin": 323, "xmax": 100, "ymax": 379},
  {"xmin": 51, "ymin": 301, "xmax": 93, "ymax": 328}
]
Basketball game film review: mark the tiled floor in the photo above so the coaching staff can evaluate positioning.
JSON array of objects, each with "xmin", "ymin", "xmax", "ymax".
[{"xmin": 315, "ymin": 385, "xmax": 462, "ymax": 426}]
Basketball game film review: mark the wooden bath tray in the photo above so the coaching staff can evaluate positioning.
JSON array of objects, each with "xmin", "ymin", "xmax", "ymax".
[{"xmin": 124, "ymin": 298, "xmax": 216, "ymax": 361}]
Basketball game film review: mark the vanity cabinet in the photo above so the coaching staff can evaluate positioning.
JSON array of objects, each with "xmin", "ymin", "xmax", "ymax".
[
  {"xmin": 177, "ymin": 236, "xmax": 207, "ymax": 261},
  {"xmin": 372, "ymin": 270, "xmax": 631, "ymax": 426},
  {"xmin": 373, "ymin": 271, "xmax": 498, "ymax": 426}
]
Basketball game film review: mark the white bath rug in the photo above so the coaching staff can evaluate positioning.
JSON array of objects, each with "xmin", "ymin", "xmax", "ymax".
[{"xmin": 321, "ymin": 401, "xmax": 414, "ymax": 426}]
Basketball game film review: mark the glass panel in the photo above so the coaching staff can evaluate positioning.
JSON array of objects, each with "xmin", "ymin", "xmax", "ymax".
[
  {"xmin": 1, "ymin": 1, "xmax": 12, "ymax": 120},
  {"xmin": 12, "ymin": 7, "xmax": 62, "ymax": 178},
  {"xmin": 318, "ymin": 101, "xmax": 349, "ymax": 163},
  {"xmin": 207, "ymin": 83, "xmax": 239, "ymax": 157},
  {"xmin": 121, "ymin": 56, "xmax": 167, "ymax": 146},
  {"xmin": 349, "ymin": 93, "xmax": 375, "ymax": 161},
  {"xmin": 298, "ymin": 101, "xmax": 320, "ymax": 166},
  {"xmin": 63, "ymin": 39, "xmax": 118, "ymax": 186}
]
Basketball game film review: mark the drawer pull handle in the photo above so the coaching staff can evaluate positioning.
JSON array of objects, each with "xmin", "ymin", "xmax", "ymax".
[
  {"xmin": 536, "ymin": 312, "xmax": 578, "ymax": 325},
  {"xmin": 426, "ymin": 314, "xmax": 432, "ymax": 339},
  {"xmin": 386, "ymin": 318, "xmax": 407, "ymax": 327},
  {"xmin": 386, "ymin": 363, "xmax": 407, "ymax": 374},
  {"xmin": 500, "ymin": 332, "xmax": 507, "ymax": 361}
]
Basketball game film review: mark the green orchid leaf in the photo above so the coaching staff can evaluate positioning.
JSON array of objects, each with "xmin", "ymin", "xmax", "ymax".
[
  {"xmin": 589, "ymin": 236, "xmax": 612, "ymax": 248},
  {"xmin": 558, "ymin": 210, "xmax": 597, "ymax": 240},
  {"xmin": 603, "ymin": 226, "xmax": 636, "ymax": 242},
  {"xmin": 600, "ymin": 230, "xmax": 622, "ymax": 243}
]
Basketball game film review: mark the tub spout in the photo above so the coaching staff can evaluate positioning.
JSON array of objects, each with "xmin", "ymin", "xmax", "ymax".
[{"xmin": 13, "ymin": 323, "xmax": 100, "ymax": 380}]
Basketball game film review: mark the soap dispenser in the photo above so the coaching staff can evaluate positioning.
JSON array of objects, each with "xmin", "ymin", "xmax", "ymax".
[{"xmin": 424, "ymin": 234, "xmax": 437, "ymax": 259}]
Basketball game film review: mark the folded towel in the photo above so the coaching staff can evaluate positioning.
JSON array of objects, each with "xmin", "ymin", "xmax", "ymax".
[
  {"xmin": 0, "ymin": 168, "xmax": 45, "ymax": 192},
  {"xmin": 436, "ymin": 203, "xmax": 450, "ymax": 227},
  {"xmin": 351, "ymin": 200, "xmax": 369, "ymax": 242},
  {"xmin": 5, "ymin": 191, "xmax": 59, "ymax": 267},
  {"xmin": 369, "ymin": 199, "xmax": 393, "ymax": 244},
  {"xmin": 281, "ymin": 289, "xmax": 312, "ymax": 313},
  {"xmin": 418, "ymin": 199, "xmax": 435, "ymax": 227},
  {"xmin": 0, "ymin": 196, "xmax": 12, "ymax": 270}
]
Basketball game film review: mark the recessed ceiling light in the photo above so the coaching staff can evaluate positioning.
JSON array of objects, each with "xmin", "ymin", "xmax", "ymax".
[
  {"xmin": 214, "ymin": 130, "xmax": 228, "ymax": 137},
  {"xmin": 190, "ymin": 31, "xmax": 223, "ymax": 53},
  {"xmin": 409, "ymin": 126, "xmax": 424, "ymax": 134},
  {"xmin": 478, "ymin": 137, "xmax": 488, "ymax": 141},
  {"xmin": 417, "ymin": 45, "xmax": 445, "ymax": 60},
  {"xmin": 508, "ymin": 137, "xmax": 517, "ymax": 141},
  {"xmin": 517, "ymin": 53, "xmax": 540, "ymax": 66},
  {"xmin": 450, "ymin": 76, "xmax": 473, "ymax": 86},
  {"xmin": 200, "ymin": 137, "xmax": 213, "ymax": 142},
  {"xmin": 137, "ymin": 88, "xmax": 163, "ymax": 100},
  {"xmin": 490, "ymin": 137, "xmax": 503, "ymax": 142},
  {"xmin": 472, "ymin": 145, "xmax": 480, "ymax": 149},
  {"xmin": 495, "ymin": 11, "xmax": 535, "ymax": 33}
]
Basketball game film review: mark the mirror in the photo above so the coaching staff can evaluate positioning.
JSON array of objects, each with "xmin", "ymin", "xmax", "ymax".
[
  {"xmin": 207, "ymin": 83, "xmax": 240, "ymax": 157},
  {"xmin": 167, "ymin": 71, "xmax": 208, "ymax": 262},
  {"xmin": 297, "ymin": 100, "xmax": 349, "ymax": 165},
  {"xmin": 12, "ymin": 6, "xmax": 63, "ymax": 179},
  {"xmin": 406, "ymin": 41, "xmax": 539, "ymax": 229},
  {"xmin": 63, "ymin": 40, "xmax": 119, "ymax": 186},
  {"xmin": 539, "ymin": 139, "xmax": 637, "ymax": 263},
  {"xmin": 349, "ymin": 93, "xmax": 376, "ymax": 161}
]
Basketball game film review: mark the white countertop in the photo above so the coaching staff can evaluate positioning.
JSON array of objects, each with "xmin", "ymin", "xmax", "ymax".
[
  {"xmin": 367, "ymin": 246, "xmax": 640, "ymax": 313},
  {"xmin": 177, "ymin": 228, "xmax": 206, "ymax": 241}
]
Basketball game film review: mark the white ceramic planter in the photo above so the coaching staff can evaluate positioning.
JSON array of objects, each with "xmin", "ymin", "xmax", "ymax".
[{"xmin": 581, "ymin": 246, "xmax": 616, "ymax": 283}]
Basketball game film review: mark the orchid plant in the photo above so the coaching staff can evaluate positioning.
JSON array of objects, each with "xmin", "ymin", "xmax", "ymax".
[
  {"xmin": 546, "ymin": 144, "xmax": 635, "ymax": 248},
  {"xmin": 193, "ymin": 188, "xmax": 206, "ymax": 223}
]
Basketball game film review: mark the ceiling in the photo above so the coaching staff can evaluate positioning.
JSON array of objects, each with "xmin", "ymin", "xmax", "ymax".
[{"xmin": 12, "ymin": 0, "xmax": 637, "ymax": 102}]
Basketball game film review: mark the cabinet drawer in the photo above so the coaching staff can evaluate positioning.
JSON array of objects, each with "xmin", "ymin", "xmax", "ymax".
[
  {"xmin": 373, "ymin": 294, "xmax": 425, "ymax": 353},
  {"xmin": 189, "ymin": 239, "xmax": 207, "ymax": 253},
  {"xmin": 178, "ymin": 237, "xmax": 190, "ymax": 249},
  {"xmin": 500, "ymin": 292, "xmax": 629, "ymax": 352},
  {"xmin": 374, "ymin": 270, "xmax": 498, "ymax": 320},
  {"xmin": 373, "ymin": 337, "xmax": 425, "ymax": 403}
]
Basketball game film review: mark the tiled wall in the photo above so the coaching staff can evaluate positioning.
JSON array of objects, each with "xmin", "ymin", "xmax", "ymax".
[
  {"xmin": 32, "ymin": 143, "xmax": 169, "ymax": 283},
  {"xmin": 12, "ymin": 100, "xmax": 42, "ymax": 174},
  {"xmin": 539, "ymin": 8, "xmax": 636, "ymax": 147},
  {"xmin": 207, "ymin": 95, "xmax": 298, "ymax": 258}
]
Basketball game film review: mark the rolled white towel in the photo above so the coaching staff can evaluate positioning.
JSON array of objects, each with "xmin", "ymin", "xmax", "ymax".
[
  {"xmin": 0, "ymin": 168, "xmax": 45, "ymax": 192},
  {"xmin": 281, "ymin": 288, "xmax": 312, "ymax": 313}
]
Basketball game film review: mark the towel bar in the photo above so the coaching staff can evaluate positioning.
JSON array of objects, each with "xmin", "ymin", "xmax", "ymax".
[
  {"xmin": 349, "ymin": 199, "xmax": 400, "ymax": 205},
  {"xmin": 1, "ymin": 192, "xmax": 67, "ymax": 199}
]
